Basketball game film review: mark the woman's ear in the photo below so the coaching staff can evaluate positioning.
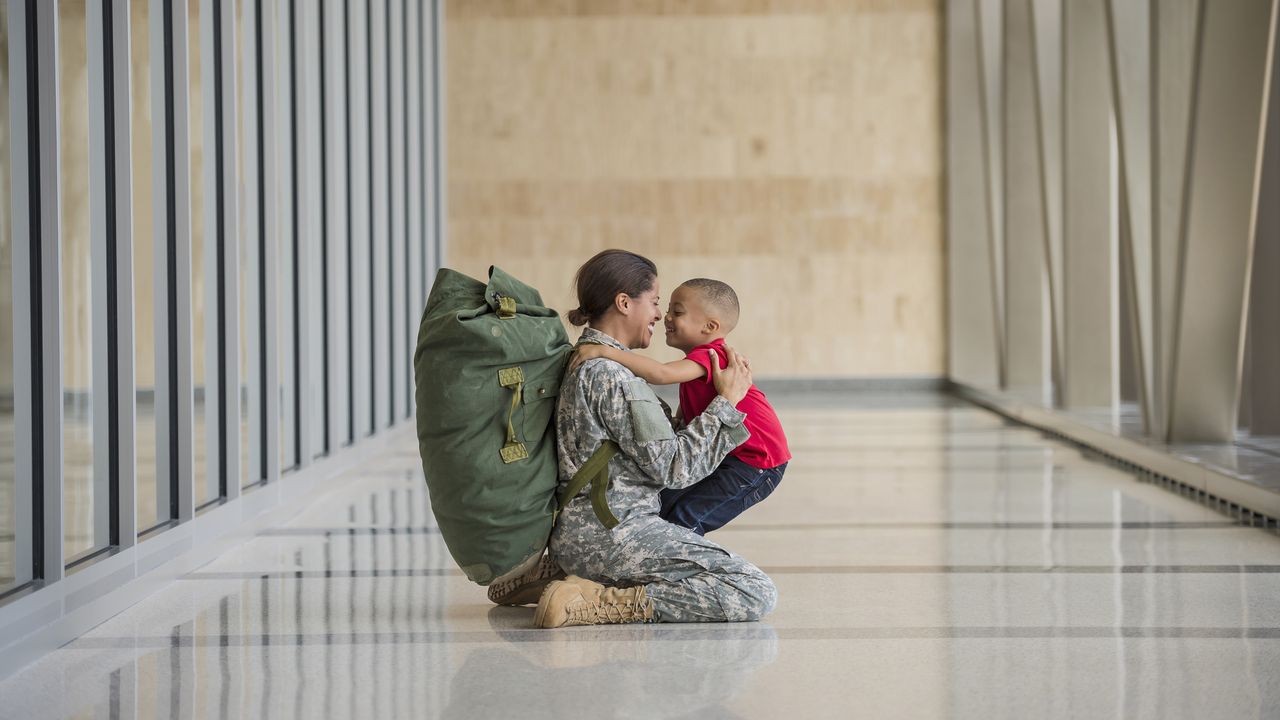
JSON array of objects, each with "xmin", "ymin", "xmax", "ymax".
[{"xmin": 614, "ymin": 292, "xmax": 631, "ymax": 316}]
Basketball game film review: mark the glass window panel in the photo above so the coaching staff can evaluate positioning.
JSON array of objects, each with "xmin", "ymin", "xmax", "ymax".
[
  {"xmin": 132, "ymin": 0, "xmax": 163, "ymax": 532},
  {"xmin": 59, "ymin": 0, "xmax": 100, "ymax": 561},
  {"xmin": 324, "ymin": 0, "xmax": 350, "ymax": 449},
  {"xmin": 189, "ymin": 0, "xmax": 215, "ymax": 506},
  {"xmin": 305, "ymin": 3, "xmax": 324, "ymax": 461},
  {"xmin": 385, "ymin": 0, "xmax": 397, "ymax": 427},
  {"xmin": 276, "ymin": 2, "xmax": 297, "ymax": 472},
  {"xmin": 0, "ymin": 1, "xmax": 18, "ymax": 591},
  {"xmin": 370, "ymin": 0, "xmax": 388, "ymax": 433},
  {"xmin": 349, "ymin": 0, "xmax": 372, "ymax": 441},
  {"xmin": 404, "ymin": 0, "xmax": 419, "ymax": 421},
  {"xmin": 237, "ymin": 0, "xmax": 256, "ymax": 488}
]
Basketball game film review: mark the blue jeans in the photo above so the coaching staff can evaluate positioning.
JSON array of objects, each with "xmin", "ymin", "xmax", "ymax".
[{"xmin": 658, "ymin": 455, "xmax": 788, "ymax": 535}]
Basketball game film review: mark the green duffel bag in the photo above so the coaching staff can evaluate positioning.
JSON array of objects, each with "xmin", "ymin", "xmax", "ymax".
[{"xmin": 414, "ymin": 266, "xmax": 618, "ymax": 586}]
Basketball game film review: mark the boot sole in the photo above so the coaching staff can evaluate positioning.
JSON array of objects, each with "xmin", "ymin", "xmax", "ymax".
[
  {"xmin": 487, "ymin": 560, "xmax": 565, "ymax": 606},
  {"xmin": 488, "ymin": 573, "xmax": 562, "ymax": 606}
]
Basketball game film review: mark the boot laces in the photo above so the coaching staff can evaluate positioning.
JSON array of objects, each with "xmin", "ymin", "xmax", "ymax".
[{"xmin": 567, "ymin": 596, "xmax": 652, "ymax": 624}]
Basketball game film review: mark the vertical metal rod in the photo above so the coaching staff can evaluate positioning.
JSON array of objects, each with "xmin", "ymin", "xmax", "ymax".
[
  {"xmin": 88, "ymin": 0, "xmax": 116, "ymax": 550},
  {"xmin": 1164, "ymin": 0, "xmax": 1210, "ymax": 440},
  {"xmin": 972, "ymin": 0, "xmax": 1007, "ymax": 387},
  {"xmin": 9, "ymin": 0, "xmax": 52, "ymax": 584},
  {"xmin": 198, "ymin": 0, "xmax": 223, "ymax": 502},
  {"xmin": 386, "ymin": 0, "xmax": 396, "ymax": 426},
  {"xmin": 168, "ymin": 0, "xmax": 195, "ymax": 521},
  {"xmin": 216, "ymin": 0, "xmax": 241, "ymax": 501},
  {"xmin": 433, "ymin": 0, "xmax": 446, "ymax": 269},
  {"xmin": 1026, "ymin": 0, "xmax": 1065, "ymax": 406},
  {"xmin": 259, "ymin": 0, "xmax": 280, "ymax": 484},
  {"xmin": 319, "ymin": 0, "xmax": 332, "ymax": 454},
  {"xmin": 241, "ymin": 0, "xmax": 264, "ymax": 489},
  {"xmin": 367, "ymin": 0, "xmax": 377, "ymax": 436},
  {"xmin": 287, "ymin": 0, "xmax": 302, "ymax": 467},
  {"xmin": 36, "ymin": 0, "xmax": 63, "ymax": 578},
  {"xmin": 343, "ymin": 0, "xmax": 355, "ymax": 446},
  {"xmin": 108, "ymin": 0, "xmax": 137, "ymax": 548},
  {"xmin": 1102, "ymin": 0, "xmax": 1157, "ymax": 433},
  {"xmin": 401, "ymin": 0, "xmax": 412, "ymax": 420},
  {"xmin": 424, "ymin": 0, "xmax": 435, "ymax": 299}
]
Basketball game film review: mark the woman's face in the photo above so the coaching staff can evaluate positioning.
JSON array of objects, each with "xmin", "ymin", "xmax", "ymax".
[{"xmin": 622, "ymin": 280, "xmax": 663, "ymax": 349}]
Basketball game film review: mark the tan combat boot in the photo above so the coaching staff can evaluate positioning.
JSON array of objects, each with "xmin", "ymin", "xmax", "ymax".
[
  {"xmin": 487, "ymin": 554, "xmax": 566, "ymax": 606},
  {"xmin": 533, "ymin": 576, "xmax": 656, "ymax": 628}
]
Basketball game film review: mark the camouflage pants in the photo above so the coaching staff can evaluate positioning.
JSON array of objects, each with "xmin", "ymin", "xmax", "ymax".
[{"xmin": 549, "ymin": 500, "xmax": 777, "ymax": 622}]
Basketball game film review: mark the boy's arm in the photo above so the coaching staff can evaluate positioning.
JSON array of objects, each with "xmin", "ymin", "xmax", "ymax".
[{"xmin": 582, "ymin": 346, "xmax": 706, "ymax": 386}]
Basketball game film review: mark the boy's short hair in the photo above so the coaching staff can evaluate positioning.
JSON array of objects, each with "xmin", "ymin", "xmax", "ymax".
[{"xmin": 680, "ymin": 278, "xmax": 740, "ymax": 333}]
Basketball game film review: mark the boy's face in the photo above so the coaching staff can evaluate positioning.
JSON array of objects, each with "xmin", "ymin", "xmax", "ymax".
[{"xmin": 664, "ymin": 286, "xmax": 717, "ymax": 353}]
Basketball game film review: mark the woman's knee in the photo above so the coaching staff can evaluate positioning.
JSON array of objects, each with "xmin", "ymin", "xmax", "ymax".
[{"xmin": 727, "ymin": 571, "xmax": 776, "ymax": 622}]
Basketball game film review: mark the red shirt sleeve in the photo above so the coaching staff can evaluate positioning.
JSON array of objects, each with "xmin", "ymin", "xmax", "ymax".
[{"xmin": 683, "ymin": 346, "xmax": 716, "ymax": 384}]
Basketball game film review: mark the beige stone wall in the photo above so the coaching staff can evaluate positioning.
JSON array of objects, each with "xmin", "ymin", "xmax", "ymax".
[{"xmin": 445, "ymin": 0, "xmax": 945, "ymax": 376}]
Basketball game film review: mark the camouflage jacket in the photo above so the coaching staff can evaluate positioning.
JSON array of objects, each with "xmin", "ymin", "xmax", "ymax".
[{"xmin": 555, "ymin": 327, "xmax": 751, "ymax": 531}]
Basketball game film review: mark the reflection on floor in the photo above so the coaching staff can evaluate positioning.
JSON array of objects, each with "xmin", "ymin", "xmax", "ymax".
[{"xmin": 1, "ymin": 391, "xmax": 1278, "ymax": 719}]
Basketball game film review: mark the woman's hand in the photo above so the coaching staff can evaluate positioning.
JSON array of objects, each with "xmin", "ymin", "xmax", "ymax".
[
  {"xmin": 568, "ymin": 344, "xmax": 611, "ymax": 374},
  {"xmin": 709, "ymin": 345, "xmax": 752, "ymax": 406}
]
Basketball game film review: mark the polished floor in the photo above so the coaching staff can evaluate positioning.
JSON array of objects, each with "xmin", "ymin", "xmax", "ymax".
[{"xmin": 2, "ymin": 391, "xmax": 1279, "ymax": 719}]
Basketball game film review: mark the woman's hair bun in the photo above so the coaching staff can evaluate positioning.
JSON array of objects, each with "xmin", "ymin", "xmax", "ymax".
[{"xmin": 566, "ymin": 307, "xmax": 589, "ymax": 326}]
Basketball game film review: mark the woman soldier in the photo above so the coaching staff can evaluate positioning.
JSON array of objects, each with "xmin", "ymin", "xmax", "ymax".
[{"xmin": 533, "ymin": 249, "xmax": 777, "ymax": 627}]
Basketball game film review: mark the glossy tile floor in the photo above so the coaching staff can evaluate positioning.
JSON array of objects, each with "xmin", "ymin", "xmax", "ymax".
[{"xmin": 3, "ymin": 392, "xmax": 1280, "ymax": 719}]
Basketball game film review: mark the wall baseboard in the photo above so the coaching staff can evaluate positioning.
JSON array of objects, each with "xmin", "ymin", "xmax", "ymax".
[
  {"xmin": 755, "ymin": 376, "xmax": 949, "ymax": 393},
  {"xmin": 952, "ymin": 382, "xmax": 1280, "ymax": 529}
]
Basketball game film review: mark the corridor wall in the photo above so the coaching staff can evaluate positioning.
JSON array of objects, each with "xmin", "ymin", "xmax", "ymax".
[
  {"xmin": 946, "ymin": 0, "xmax": 1280, "ymax": 445},
  {"xmin": 0, "ymin": 0, "xmax": 447, "ymax": 670}
]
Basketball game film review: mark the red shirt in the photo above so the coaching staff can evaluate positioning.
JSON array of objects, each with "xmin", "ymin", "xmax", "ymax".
[{"xmin": 679, "ymin": 339, "xmax": 791, "ymax": 470}]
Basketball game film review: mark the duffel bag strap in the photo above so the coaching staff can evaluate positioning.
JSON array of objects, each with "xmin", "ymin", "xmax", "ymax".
[
  {"xmin": 498, "ymin": 367, "xmax": 528, "ymax": 463},
  {"xmin": 558, "ymin": 440, "xmax": 621, "ymax": 529},
  {"xmin": 494, "ymin": 293, "xmax": 517, "ymax": 319}
]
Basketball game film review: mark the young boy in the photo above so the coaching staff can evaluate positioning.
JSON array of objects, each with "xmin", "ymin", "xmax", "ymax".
[{"xmin": 571, "ymin": 278, "xmax": 790, "ymax": 534}]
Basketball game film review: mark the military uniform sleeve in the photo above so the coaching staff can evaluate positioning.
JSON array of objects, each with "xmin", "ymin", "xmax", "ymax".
[{"xmin": 581, "ymin": 360, "xmax": 749, "ymax": 490}]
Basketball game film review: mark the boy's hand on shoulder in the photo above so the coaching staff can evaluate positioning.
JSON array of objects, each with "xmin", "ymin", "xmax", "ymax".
[{"xmin": 568, "ymin": 344, "xmax": 614, "ymax": 374}]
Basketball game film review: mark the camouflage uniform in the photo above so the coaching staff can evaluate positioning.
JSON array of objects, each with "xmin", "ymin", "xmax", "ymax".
[{"xmin": 548, "ymin": 328, "xmax": 777, "ymax": 622}]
